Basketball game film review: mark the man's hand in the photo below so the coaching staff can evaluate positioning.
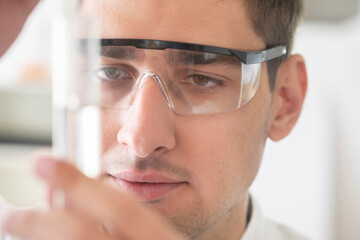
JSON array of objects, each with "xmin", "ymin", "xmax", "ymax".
[
  {"xmin": 0, "ymin": 0, "xmax": 40, "ymax": 57},
  {"xmin": 1, "ymin": 156, "xmax": 185, "ymax": 240}
]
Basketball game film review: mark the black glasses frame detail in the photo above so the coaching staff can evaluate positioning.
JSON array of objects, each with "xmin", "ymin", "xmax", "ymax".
[{"xmin": 90, "ymin": 39, "xmax": 287, "ymax": 65}]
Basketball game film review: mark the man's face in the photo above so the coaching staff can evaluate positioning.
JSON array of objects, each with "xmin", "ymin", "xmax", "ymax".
[{"xmin": 83, "ymin": 0, "xmax": 273, "ymax": 238}]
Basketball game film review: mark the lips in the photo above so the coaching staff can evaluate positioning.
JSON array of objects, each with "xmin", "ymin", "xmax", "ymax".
[{"xmin": 109, "ymin": 172, "xmax": 186, "ymax": 201}]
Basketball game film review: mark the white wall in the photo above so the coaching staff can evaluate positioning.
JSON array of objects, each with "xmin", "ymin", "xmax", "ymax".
[
  {"xmin": 252, "ymin": 14, "xmax": 360, "ymax": 240},
  {"xmin": 337, "ymin": 21, "xmax": 360, "ymax": 240}
]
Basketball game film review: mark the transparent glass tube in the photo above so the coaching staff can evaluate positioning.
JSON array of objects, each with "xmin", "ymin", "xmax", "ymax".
[
  {"xmin": 51, "ymin": 0, "xmax": 102, "ymax": 207},
  {"xmin": 2, "ymin": 1, "xmax": 101, "ymax": 238},
  {"xmin": 3, "ymin": 1, "xmax": 102, "ymax": 239}
]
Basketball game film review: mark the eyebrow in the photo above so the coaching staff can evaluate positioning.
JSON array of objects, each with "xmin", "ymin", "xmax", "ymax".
[
  {"xmin": 166, "ymin": 50, "xmax": 242, "ymax": 67},
  {"xmin": 99, "ymin": 46, "xmax": 242, "ymax": 67},
  {"xmin": 100, "ymin": 46, "xmax": 137, "ymax": 60}
]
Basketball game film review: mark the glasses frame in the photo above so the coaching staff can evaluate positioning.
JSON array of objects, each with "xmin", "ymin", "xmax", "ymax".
[
  {"xmin": 91, "ymin": 38, "xmax": 287, "ymax": 65},
  {"xmin": 79, "ymin": 38, "xmax": 287, "ymax": 114}
]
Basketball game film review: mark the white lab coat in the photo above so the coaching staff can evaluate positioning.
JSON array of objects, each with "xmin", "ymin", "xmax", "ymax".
[{"xmin": 242, "ymin": 198, "xmax": 310, "ymax": 240}]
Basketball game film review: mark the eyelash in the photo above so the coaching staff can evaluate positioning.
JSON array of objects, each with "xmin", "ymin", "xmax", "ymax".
[
  {"xmin": 184, "ymin": 74, "xmax": 226, "ymax": 93},
  {"xmin": 93, "ymin": 66, "xmax": 227, "ymax": 94},
  {"xmin": 94, "ymin": 66, "xmax": 135, "ymax": 86}
]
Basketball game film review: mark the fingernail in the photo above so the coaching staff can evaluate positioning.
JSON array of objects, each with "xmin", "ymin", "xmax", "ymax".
[{"xmin": 35, "ymin": 157, "xmax": 57, "ymax": 178}]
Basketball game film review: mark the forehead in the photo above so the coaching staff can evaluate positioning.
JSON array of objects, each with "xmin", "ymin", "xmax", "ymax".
[{"xmin": 80, "ymin": 0, "xmax": 265, "ymax": 51}]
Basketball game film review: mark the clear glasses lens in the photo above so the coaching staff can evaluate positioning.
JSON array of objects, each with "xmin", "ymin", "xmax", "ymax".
[{"xmin": 87, "ymin": 46, "xmax": 261, "ymax": 114}]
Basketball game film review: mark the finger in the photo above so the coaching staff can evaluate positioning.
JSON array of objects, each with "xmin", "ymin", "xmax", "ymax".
[
  {"xmin": 0, "ymin": 0, "xmax": 40, "ymax": 57},
  {"xmin": 2, "ymin": 208, "xmax": 113, "ymax": 240},
  {"xmin": 34, "ymin": 156, "xmax": 184, "ymax": 240},
  {"xmin": 18, "ymin": 0, "xmax": 40, "ymax": 15}
]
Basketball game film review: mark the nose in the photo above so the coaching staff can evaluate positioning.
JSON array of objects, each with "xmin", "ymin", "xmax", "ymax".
[{"xmin": 117, "ymin": 74, "xmax": 176, "ymax": 157}]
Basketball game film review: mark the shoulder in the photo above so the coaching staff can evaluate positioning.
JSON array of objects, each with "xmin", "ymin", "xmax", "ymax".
[{"xmin": 241, "ymin": 197, "xmax": 310, "ymax": 240}]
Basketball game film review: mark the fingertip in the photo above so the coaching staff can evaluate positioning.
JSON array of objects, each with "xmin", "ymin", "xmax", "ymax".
[
  {"xmin": 34, "ymin": 156, "xmax": 57, "ymax": 179},
  {"xmin": 34, "ymin": 156, "xmax": 86, "ymax": 191}
]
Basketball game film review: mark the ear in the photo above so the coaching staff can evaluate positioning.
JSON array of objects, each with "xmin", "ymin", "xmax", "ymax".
[{"xmin": 268, "ymin": 54, "xmax": 308, "ymax": 141}]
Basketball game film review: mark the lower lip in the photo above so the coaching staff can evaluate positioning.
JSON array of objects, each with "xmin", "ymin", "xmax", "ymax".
[{"xmin": 113, "ymin": 178, "xmax": 185, "ymax": 201}]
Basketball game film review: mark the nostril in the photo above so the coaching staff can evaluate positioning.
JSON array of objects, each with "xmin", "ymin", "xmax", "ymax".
[
  {"xmin": 154, "ymin": 146, "xmax": 166, "ymax": 153},
  {"xmin": 117, "ymin": 131, "xmax": 129, "ymax": 147}
]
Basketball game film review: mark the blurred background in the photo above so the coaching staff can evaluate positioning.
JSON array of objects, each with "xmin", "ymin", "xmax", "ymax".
[{"xmin": 0, "ymin": 0, "xmax": 359, "ymax": 239}]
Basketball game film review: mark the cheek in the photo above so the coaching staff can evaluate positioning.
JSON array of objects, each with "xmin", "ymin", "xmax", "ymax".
[
  {"xmin": 177, "ymin": 110, "xmax": 267, "ymax": 206},
  {"xmin": 100, "ymin": 109, "xmax": 123, "ymax": 152}
]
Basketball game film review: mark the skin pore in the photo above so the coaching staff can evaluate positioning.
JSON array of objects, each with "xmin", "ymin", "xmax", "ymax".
[{"xmin": 79, "ymin": 0, "xmax": 307, "ymax": 239}]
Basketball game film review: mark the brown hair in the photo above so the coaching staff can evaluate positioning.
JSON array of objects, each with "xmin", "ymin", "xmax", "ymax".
[{"xmin": 244, "ymin": 0, "xmax": 304, "ymax": 90}]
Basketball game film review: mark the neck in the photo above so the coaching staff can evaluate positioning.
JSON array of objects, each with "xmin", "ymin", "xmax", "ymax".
[{"xmin": 193, "ymin": 193, "xmax": 250, "ymax": 240}]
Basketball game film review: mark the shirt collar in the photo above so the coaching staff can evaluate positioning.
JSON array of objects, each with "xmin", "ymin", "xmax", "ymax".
[{"xmin": 241, "ymin": 196, "xmax": 266, "ymax": 240}]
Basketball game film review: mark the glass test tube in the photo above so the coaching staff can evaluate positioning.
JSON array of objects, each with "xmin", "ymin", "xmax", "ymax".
[
  {"xmin": 3, "ymin": 0, "xmax": 102, "ymax": 239},
  {"xmin": 51, "ymin": 0, "xmax": 101, "ymax": 206}
]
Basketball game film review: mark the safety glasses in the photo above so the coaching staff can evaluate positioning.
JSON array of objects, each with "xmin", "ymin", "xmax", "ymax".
[{"xmin": 81, "ymin": 39, "xmax": 286, "ymax": 114}]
